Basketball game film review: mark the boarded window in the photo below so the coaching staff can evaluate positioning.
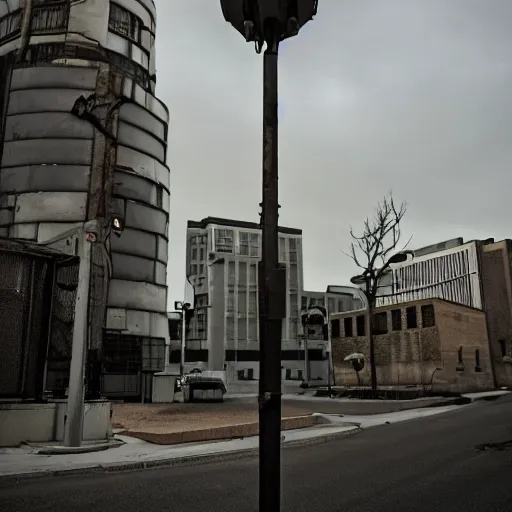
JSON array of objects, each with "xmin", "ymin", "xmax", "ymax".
[
  {"xmin": 406, "ymin": 306, "xmax": 418, "ymax": 329},
  {"xmin": 372, "ymin": 312, "xmax": 388, "ymax": 335},
  {"xmin": 475, "ymin": 349, "xmax": 481, "ymax": 371},
  {"xmin": 391, "ymin": 309, "xmax": 402, "ymax": 331},
  {"xmin": 330, "ymin": 319, "xmax": 340, "ymax": 338},
  {"xmin": 421, "ymin": 304, "xmax": 435, "ymax": 327},
  {"xmin": 356, "ymin": 315, "xmax": 365, "ymax": 336},
  {"xmin": 344, "ymin": 317, "xmax": 353, "ymax": 337}
]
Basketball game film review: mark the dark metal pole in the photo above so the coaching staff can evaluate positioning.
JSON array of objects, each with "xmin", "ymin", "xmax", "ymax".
[
  {"xmin": 366, "ymin": 277, "xmax": 377, "ymax": 393},
  {"xmin": 258, "ymin": 28, "xmax": 282, "ymax": 512}
]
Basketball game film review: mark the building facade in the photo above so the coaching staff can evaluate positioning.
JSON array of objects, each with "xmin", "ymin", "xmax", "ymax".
[
  {"xmin": 372, "ymin": 237, "xmax": 512, "ymax": 388},
  {"xmin": 183, "ymin": 217, "xmax": 303, "ymax": 381},
  {"xmin": 0, "ymin": 1, "xmax": 170, "ymax": 400},
  {"xmin": 331, "ymin": 298, "xmax": 494, "ymax": 393}
]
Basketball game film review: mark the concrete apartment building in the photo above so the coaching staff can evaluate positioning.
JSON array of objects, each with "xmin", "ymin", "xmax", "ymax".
[
  {"xmin": 331, "ymin": 298, "xmax": 494, "ymax": 393},
  {"xmin": 0, "ymin": 0, "xmax": 170, "ymax": 401},
  {"xmin": 178, "ymin": 217, "xmax": 366, "ymax": 385},
  {"xmin": 373, "ymin": 237, "xmax": 512, "ymax": 388}
]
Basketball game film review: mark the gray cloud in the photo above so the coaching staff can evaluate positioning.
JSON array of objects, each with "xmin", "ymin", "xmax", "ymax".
[{"xmin": 155, "ymin": 0, "xmax": 512, "ymax": 304}]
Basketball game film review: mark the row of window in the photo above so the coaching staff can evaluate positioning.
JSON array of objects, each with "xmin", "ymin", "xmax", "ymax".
[
  {"xmin": 0, "ymin": 2, "xmax": 69, "ymax": 44},
  {"xmin": 331, "ymin": 304, "xmax": 436, "ymax": 338},
  {"xmin": 214, "ymin": 229, "xmax": 299, "ymax": 261}
]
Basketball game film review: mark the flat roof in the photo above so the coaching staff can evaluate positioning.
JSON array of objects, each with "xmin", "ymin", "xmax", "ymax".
[{"xmin": 187, "ymin": 217, "xmax": 302, "ymax": 235}]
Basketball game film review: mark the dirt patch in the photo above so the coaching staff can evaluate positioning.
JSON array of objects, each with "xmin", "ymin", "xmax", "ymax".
[
  {"xmin": 124, "ymin": 415, "xmax": 325, "ymax": 445},
  {"xmin": 112, "ymin": 400, "xmax": 311, "ymax": 434}
]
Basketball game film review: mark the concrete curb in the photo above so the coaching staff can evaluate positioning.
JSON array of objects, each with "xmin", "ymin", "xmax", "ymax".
[
  {"xmin": 0, "ymin": 427, "xmax": 361, "ymax": 485},
  {"xmin": 35, "ymin": 440, "xmax": 124, "ymax": 455}
]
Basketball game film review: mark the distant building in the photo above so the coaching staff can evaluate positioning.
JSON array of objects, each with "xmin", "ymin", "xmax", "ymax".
[
  {"xmin": 180, "ymin": 217, "xmax": 364, "ymax": 384},
  {"xmin": 182, "ymin": 217, "xmax": 303, "ymax": 381},
  {"xmin": 331, "ymin": 298, "xmax": 494, "ymax": 393},
  {"xmin": 371, "ymin": 237, "xmax": 512, "ymax": 388}
]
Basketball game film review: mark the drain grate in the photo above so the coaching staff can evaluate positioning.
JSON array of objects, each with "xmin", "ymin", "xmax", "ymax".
[{"xmin": 476, "ymin": 440, "xmax": 512, "ymax": 451}]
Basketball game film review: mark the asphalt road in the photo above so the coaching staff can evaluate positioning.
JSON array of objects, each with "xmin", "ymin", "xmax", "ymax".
[{"xmin": 2, "ymin": 395, "xmax": 511, "ymax": 512}]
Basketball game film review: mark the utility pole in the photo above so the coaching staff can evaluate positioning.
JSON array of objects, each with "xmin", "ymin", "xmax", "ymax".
[
  {"xmin": 219, "ymin": 3, "xmax": 318, "ymax": 510},
  {"xmin": 258, "ymin": 23, "xmax": 284, "ymax": 510},
  {"xmin": 64, "ymin": 220, "xmax": 98, "ymax": 447}
]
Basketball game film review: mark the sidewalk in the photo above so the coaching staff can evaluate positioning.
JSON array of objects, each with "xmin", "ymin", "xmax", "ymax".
[{"xmin": 0, "ymin": 390, "xmax": 507, "ymax": 482}]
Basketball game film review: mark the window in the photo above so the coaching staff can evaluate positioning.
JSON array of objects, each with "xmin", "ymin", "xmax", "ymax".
[
  {"xmin": 239, "ymin": 262, "xmax": 247, "ymax": 285},
  {"xmin": 344, "ymin": 317, "xmax": 353, "ymax": 337},
  {"xmin": 197, "ymin": 312, "xmax": 206, "ymax": 338},
  {"xmin": 356, "ymin": 315, "xmax": 366, "ymax": 336},
  {"xmin": 198, "ymin": 264, "xmax": 205, "ymax": 275},
  {"xmin": 248, "ymin": 317, "xmax": 258, "ymax": 340},
  {"xmin": 372, "ymin": 312, "xmax": 388, "ymax": 335},
  {"xmin": 279, "ymin": 237, "xmax": 286, "ymax": 262},
  {"xmin": 328, "ymin": 298, "xmax": 336, "ymax": 314},
  {"xmin": 249, "ymin": 233, "xmax": 260, "ymax": 257},
  {"xmin": 391, "ymin": 309, "xmax": 402, "ymax": 331},
  {"xmin": 227, "ymin": 290, "xmax": 235, "ymax": 312},
  {"xmin": 499, "ymin": 340, "xmax": 506, "ymax": 357},
  {"xmin": 289, "ymin": 264, "xmax": 298, "ymax": 288},
  {"xmin": 32, "ymin": 2, "xmax": 70, "ymax": 33},
  {"xmin": 0, "ymin": 10, "xmax": 22, "ymax": 43},
  {"xmin": 289, "ymin": 293, "xmax": 298, "ymax": 316},
  {"xmin": 239, "ymin": 232, "xmax": 249, "ymax": 256},
  {"xmin": 421, "ymin": 304, "xmax": 435, "ymax": 328},
  {"xmin": 331, "ymin": 319, "xmax": 340, "ymax": 338},
  {"xmin": 289, "ymin": 319, "xmax": 298, "ymax": 339},
  {"xmin": 228, "ymin": 261, "xmax": 235, "ymax": 284},
  {"xmin": 248, "ymin": 292, "xmax": 257, "ymax": 314},
  {"xmin": 289, "ymin": 238, "xmax": 298, "ymax": 262},
  {"xmin": 338, "ymin": 299, "xmax": 345, "ymax": 312},
  {"xmin": 406, "ymin": 306, "xmax": 418, "ymax": 329},
  {"xmin": 239, "ymin": 232, "xmax": 260, "ymax": 257},
  {"xmin": 475, "ymin": 349, "xmax": 481, "ymax": 372},
  {"xmin": 226, "ymin": 317, "xmax": 235, "ymax": 340},
  {"xmin": 189, "ymin": 264, "xmax": 197, "ymax": 276},
  {"xmin": 301, "ymin": 296, "xmax": 308, "ymax": 310},
  {"xmin": 215, "ymin": 229, "xmax": 234, "ymax": 253},
  {"xmin": 249, "ymin": 264, "xmax": 257, "ymax": 286},
  {"xmin": 191, "ymin": 247, "xmax": 197, "ymax": 260},
  {"xmin": 238, "ymin": 290, "xmax": 247, "ymax": 314},
  {"xmin": 142, "ymin": 337, "xmax": 165, "ymax": 372},
  {"xmin": 109, "ymin": 3, "xmax": 142, "ymax": 42},
  {"xmin": 238, "ymin": 317, "xmax": 247, "ymax": 341},
  {"xmin": 199, "ymin": 247, "xmax": 205, "ymax": 260}
]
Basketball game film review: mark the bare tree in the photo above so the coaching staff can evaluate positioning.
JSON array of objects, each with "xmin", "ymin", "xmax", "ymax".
[{"xmin": 346, "ymin": 193, "xmax": 409, "ymax": 393}]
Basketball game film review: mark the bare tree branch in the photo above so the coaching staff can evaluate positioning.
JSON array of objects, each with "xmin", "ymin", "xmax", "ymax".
[{"xmin": 344, "ymin": 192, "xmax": 407, "ymax": 299}]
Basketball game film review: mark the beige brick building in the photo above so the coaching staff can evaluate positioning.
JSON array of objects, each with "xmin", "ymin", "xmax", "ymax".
[{"xmin": 331, "ymin": 298, "xmax": 494, "ymax": 393}]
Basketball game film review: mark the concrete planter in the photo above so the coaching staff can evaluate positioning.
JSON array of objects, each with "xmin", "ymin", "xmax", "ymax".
[{"xmin": 0, "ymin": 400, "xmax": 112, "ymax": 447}]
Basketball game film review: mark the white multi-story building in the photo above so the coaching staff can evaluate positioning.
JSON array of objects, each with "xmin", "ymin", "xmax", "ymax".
[
  {"xmin": 180, "ymin": 218, "xmax": 366, "ymax": 384},
  {"xmin": 182, "ymin": 217, "xmax": 303, "ymax": 381}
]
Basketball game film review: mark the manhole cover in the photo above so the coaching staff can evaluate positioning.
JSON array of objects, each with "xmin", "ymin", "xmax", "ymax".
[{"xmin": 476, "ymin": 440, "xmax": 512, "ymax": 451}]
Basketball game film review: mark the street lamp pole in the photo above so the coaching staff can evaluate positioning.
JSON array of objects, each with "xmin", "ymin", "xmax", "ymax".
[{"xmin": 220, "ymin": 2, "xmax": 318, "ymax": 510}]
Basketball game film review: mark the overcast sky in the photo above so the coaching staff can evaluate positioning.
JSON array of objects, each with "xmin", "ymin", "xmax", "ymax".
[{"xmin": 155, "ymin": 0, "xmax": 512, "ymax": 306}]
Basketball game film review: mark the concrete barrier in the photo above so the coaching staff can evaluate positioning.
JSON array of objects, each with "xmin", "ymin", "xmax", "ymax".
[{"xmin": 0, "ymin": 400, "xmax": 112, "ymax": 447}]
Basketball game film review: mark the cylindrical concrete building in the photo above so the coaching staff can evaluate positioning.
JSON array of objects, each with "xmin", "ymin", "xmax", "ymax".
[{"xmin": 0, "ymin": 0, "xmax": 170, "ymax": 400}]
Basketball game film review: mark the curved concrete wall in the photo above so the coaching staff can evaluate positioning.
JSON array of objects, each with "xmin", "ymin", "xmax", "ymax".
[{"xmin": 0, "ymin": 1, "xmax": 170, "ymax": 344}]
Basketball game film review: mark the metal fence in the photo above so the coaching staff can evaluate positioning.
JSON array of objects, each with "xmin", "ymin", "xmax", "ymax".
[{"xmin": 0, "ymin": 251, "xmax": 53, "ymax": 399}]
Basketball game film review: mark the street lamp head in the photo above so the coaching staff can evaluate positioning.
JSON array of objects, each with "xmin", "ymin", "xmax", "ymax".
[
  {"xmin": 220, "ymin": 0, "xmax": 318, "ymax": 52},
  {"xmin": 387, "ymin": 250, "xmax": 414, "ymax": 265},
  {"xmin": 350, "ymin": 274, "xmax": 367, "ymax": 286}
]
